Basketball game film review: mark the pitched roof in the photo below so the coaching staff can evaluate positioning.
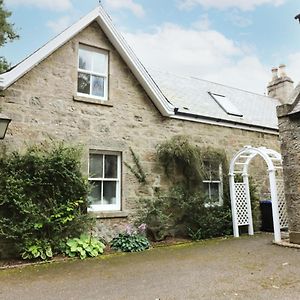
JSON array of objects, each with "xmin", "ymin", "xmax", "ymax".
[
  {"xmin": 150, "ymin": 69, "xmax": 280, "ymax": 131},
  {"xmin": 0, "ymin": 6, "xmax": 279, "ymax": 133}
]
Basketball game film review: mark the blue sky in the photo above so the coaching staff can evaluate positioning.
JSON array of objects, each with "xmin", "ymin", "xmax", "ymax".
[{"xmin": 1, "ymin": 0, "xmax": 300, "ymax": 93}]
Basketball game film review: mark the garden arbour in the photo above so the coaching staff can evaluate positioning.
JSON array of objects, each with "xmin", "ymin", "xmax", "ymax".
[{"xmin": 229, "ymin": 146, "xmax": 288, "ymax": 242}]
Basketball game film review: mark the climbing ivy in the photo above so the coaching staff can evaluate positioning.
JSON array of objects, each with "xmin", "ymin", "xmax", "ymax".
[{"xmin": 124, "ymin": 147, "xmax": 147, "ymax": 184}]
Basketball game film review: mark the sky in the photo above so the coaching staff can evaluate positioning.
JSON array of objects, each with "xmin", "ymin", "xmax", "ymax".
[{"xmin": 1, "ymin": 0, "xmax": 300, "ymax": 94}]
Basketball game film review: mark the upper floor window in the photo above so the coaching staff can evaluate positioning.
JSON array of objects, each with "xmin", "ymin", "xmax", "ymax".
[
  {"xmin": 202, "ymin": 161, "xmax": 223, "ymax": 206},
  {"xmin": 88, "ymin": 152, "xmax": 121, "ymax": 212},
  {"xmin": 77, "ymin": 45, "xmax": 108, "ymax": 100}
]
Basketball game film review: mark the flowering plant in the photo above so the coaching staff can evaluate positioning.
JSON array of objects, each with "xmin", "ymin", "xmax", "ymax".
[{"xmin": 110, "ymin": 224, "xmax": 150, "ymax": 252}]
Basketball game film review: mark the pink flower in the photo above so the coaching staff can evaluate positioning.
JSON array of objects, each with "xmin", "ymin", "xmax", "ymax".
[
  {"xmin": 125, "ymin": 224, "xmax": 133, "ymax": 235},
  {"xmin": 138, "ymin": 223, "xmax": 147, "ymax": 233}
]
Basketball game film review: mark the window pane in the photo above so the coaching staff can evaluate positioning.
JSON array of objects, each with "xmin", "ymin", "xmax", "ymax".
[
  {"xmin": 210, "ymin": 183, "xmax": 220, "ymax": 202},
  {"xmin": 79, "ymin": 48, "xmax": 92, "ymax": 70},
  {"xmin": 105, "ymin": 155, "xmax": 118, "ymax": 178},
  {"xmin": 93, "ymin": 52, "xmax": 107, "ymax": 74},
  {"xmin": 203, "ymin": 182, "xmax": 210, "ymax": 201},
  {"xmin": 103, "ymin": 181, "xmax": 117, "ymax": 205},
  {"xmin": 89, "ymin": 154, "xmax": 103, "ymax": 178},
  {"xmin": 78, "ymin": 72, "xmax": 90, "ymax": 94},
  {"xmin": 91, "ymin": 75, "xmax": 105, "ymax": 97},
  {"xmin": 88, "ymin": 181, "xmax": 102, "ymax": 205},
  {"xmin": 203, "ymin": 182, "xmax": 219, "ymax": 204}
]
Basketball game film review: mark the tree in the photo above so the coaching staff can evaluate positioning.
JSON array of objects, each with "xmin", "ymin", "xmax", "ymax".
[{"xmin": 0, "ymin": 0, "xmax": 19, "ymax": 73}]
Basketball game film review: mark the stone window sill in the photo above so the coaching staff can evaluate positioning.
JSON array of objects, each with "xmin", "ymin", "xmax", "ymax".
[
  {"xmin": 73, "ymin": 95, "xmax": 113, "ymax": 107},
  {"xmin": 89, "ymin": 211, "xmax": 129, "ymax": 219}
]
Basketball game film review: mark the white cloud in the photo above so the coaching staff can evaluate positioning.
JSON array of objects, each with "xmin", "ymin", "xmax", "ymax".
[
  {"xmin": 47, "ymin": 16, "xmax": 72, "ymax": 34},
  {"xmin": 228, "ymin": 11, "xmax": 252, "ymax": 27},
  {"xmin": 103, "ymin": 0, "xmax": 145, "ymax": 18},
  {"xmin": 177, "ymin": 0, "xmax": 286, "ymax": 11},
  {"xmin": 285, "ymin": 53, "xmax": 300, "ymax": 85},
  {"xmin": 124, "ymin": 23, "xmax": 270, "ymax": 94},
  {"xmin": 192, "ymin": 14, "xmax": 211, "ymax": 30},
  {"xmin": 5, "ymin": 0, "xmax": 72, "ymax": 11}
]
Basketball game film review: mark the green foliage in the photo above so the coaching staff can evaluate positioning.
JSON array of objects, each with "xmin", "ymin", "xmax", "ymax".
[
  {"xmin": 136, "ymin": 135, "xmax": 232, "ymax": 241},
  {"xmin": 0, "ymin": 143, "xmax": 92, "ymax": 259},
  {"xmin": 135, "ymin": 194, "xmax": 172, "ymax": 241},
  {"xmin": 0, "ymin": 57, "xmax": 10, "ymax": 74},
  {"xmin": 136, "ymin": 186, "xmax": 232, "ymax": 241},
  {"xmin": 111, "ymin": 233, "xmax": 150, "ymax": 252},
  {"xmin": 0, "ymin": 0, "xmax": 19, "ymax": 47},
  {"xmin": 156, "ymin": 135, "xmax": 204, "ymax": 188},
  {"xmin": 21, "ymin": 240, "xmax": 53, "ymax": 260},
  {"xmin": 110, "ymin": 225, "xmax": 150, "ymax": 252},
  {"xmin": 0, "ymin": 0, "xmax": 19, "ymax": 74},
  {"xmin": 124, "ymin": 148, "xmax": 147, "ymax": 184},
  {"xmin": 63, "ymin": 234, "xmax": 105, "ymax": 259},
  {"xmin": 156, "ymin": 135, "xmax": 228, "ymax": 192}
]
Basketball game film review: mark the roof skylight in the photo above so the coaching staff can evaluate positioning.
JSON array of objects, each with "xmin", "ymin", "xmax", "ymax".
[{"xmin": 208, "ymin": 92, "xmax": 243, "ymax": 117}]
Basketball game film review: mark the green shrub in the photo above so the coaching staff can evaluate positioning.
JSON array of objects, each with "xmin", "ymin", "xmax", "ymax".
[
  {"xmin": 135, "ymin": 136, "xmax": 233, "ymax": 241},
  {"xmin": 110, "ymin": 224, "xmax": 150, "ymax": 252},
  {"xmin": 63, "ymin": 234, "xmax": 105, "ymax": 259},
  {"xmin": 0, "ymin": 143, "xmax": 92, "ymax": 259},
  {"xmin": 21, "ymin": 240, "xmax": 53, "ymax": 260}
]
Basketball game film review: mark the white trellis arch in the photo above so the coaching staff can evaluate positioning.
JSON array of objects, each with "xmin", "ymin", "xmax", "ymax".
[{"xmin": 229, "ymin": 146, "xmax": 288, "ymax": 243}]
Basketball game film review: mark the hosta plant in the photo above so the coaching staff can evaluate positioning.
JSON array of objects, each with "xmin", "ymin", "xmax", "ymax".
[
  {"xmin": 63, "ymin": 234, "xmax": 105, "ymax": 259},
  {"xmin": 110, "ymin": 224, "xmax": 150, "ymax": 252},
  {"xmin": 21, "ymin": 240, "xmax": 53, "ymax": 260}
]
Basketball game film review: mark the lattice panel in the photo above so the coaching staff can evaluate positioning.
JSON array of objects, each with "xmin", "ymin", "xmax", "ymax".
[
  {"xmin": 234, "ymin": 183, "xmax": 249, "ymax": 226},
  {"xmin": 276, "ymin": 179, "xmax": 288, "ymax": 229}
]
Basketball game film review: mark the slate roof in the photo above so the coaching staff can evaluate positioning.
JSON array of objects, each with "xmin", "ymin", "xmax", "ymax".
[{"xmin": 149, "ymin": 69, "xmax": 280, "ymax": 130}]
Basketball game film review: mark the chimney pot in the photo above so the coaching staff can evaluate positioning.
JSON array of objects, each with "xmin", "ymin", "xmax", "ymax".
[
  {"xmin": 267, "ymin": 64, "xmax": 294, "ymax": 104},
  {"xmin": 279, "ymin": 64, "xmax": 287, "ymax": 78},
  {"xmin": 271, "ymin": 67, "xmax": 278, "ymax": 80}
]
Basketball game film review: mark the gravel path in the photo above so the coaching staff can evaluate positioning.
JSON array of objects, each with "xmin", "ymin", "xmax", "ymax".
[{"xmin": 0, "ymin": 233, "xmax": 299, "ymax": 300}]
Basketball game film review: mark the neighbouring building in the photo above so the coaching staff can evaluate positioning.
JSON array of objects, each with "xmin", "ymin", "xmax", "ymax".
[
  {"xmin": 277, "ymin": 79, "xmax": 300, "ymax": 244},
  {"xmin": 0, "ymin": 7, "xmax": 286, "ymax": 239}
]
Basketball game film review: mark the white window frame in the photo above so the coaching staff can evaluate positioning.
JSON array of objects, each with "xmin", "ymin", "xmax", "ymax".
[
  {"xmin": 77, "ymin": 44, "xmax": 108, "ymax": 101},
  {"xmin": 203, "ymin": 163, "xmax": 223, "ymax": 207},
  {"xmin": 88, "ymin": 151, "xmax": 121, "ymax": 212}
]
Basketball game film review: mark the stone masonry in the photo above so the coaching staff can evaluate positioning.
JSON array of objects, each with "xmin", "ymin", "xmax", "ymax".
[
  {"xmin": 277, "ymin": 101, "xmax": 300, "ymax": 244},
  {"xmin": 1, "ymin": 22, "xmax": 280, "ymax": 240}
]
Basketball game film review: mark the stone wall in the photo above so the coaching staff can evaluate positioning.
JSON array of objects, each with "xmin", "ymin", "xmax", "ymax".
[
  {"xmin": 0, "ymin": 22, "xmax": 280, "ymax": 240},
  {"xmin": 277, "ymin": 106, "xmax": 300, "ymax": 244}
]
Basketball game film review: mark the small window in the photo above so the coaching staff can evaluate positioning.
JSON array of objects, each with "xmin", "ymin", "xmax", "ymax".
[
  {"xmin": 208, "ymin": 92, "xmax": 243, "ymax": 117},
  {"xmin": 88, "ymin": 152, "xmax": 121, "ymax": 211},
  {"xmin": 202, "ymin": 161, "xmax": 223, "ymax": 206},
  {"xmin": 77, "ymin": 45, "xmax": 108, "ymax": 100}
]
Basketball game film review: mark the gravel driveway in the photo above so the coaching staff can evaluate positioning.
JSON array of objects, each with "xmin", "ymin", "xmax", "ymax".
[{"xmin": 0, "ymin": 233, "xmax": 299, "ymax": 300}]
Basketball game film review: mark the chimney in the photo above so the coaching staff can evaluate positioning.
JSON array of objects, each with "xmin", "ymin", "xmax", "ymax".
[{"xmin": 267, "ymin": 64, "xmax": 294, "ymax": 104}]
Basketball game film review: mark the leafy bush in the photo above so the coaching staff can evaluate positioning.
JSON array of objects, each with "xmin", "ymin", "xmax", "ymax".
[
  {"xmin": 63, "ymin": 234, "xmax": 105, "ymax": 259},
  {"xmin": 135, "ymin": 195, "xmax": 172, "ymax": 241},
  {"xmin": 136, "ymin": 186, "xmax": 232, "ymax": 241},
  {"xmin": 0, "ymin": 143, "xmax": 92, "ymax": 259},
  {"xmin": 21, "ymin": 240, "xmax": 53, "ymax": 260},
  {"xmin": 110, "ymin": 224, "xmax": 150, "ymax": 252},
  {"xmin": 135, "ymin": 136, "xmax": 233, "ymax": 241}
]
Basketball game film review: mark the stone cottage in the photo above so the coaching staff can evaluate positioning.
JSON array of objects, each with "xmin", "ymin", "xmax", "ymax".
[
  {"xmin": 277, "ymin": 75, "xmax": 300, "ymax": 244},
  {"xmin": 0, "ymin": 7, "xmax": 285, "ymax": 238}
]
